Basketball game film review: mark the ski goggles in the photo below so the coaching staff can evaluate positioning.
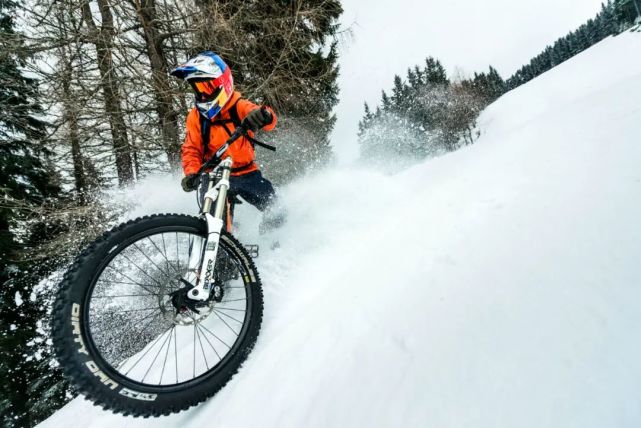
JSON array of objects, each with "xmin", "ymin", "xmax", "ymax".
[
  {"xmin": 192, "ymin": 81, "xmax": 230, "ymax": 107},
  {"xmin": 192, "ymin": 80, "xmax": 220, "ymax": 98},
  {"xmin": 191, "ymin": 67, "xmax": 232, "ymax": 97}
]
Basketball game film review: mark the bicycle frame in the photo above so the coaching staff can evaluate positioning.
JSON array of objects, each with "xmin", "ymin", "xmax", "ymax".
[{"xmin": 186, "ymin": 157, "xmax": 233, "ymax": 302}]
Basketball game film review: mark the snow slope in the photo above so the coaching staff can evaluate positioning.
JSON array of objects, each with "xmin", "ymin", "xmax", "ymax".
[
  {"xmin": 40, "ymin": 32, "xmax": 641, "ymax": 427},
  {"xmin": 333, "ymin": 0, "xmax": 606, "ymax": 161}
]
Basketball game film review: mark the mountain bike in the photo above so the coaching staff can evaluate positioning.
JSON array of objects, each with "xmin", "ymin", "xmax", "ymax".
[{"xmin": 51, "ymin": 125, "xmax": 263, "ymax": 417}]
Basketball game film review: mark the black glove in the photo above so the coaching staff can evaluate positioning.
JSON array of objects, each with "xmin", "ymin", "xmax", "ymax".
[
  {"xmin": 242, "ymin": 107, "xmax": 273, "ymax": 132},
  {"xmin": 181, "ymin": 174, "xmax": 200, "ymax": 192}
]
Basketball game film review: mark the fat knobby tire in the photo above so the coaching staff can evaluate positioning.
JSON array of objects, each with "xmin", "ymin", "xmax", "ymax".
[{"xmin": 51, "ymin": 214, "xmax": 263, "ymax": 417}]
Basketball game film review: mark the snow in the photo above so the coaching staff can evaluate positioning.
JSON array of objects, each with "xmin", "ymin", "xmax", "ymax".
[
  {"xmin": 39, "ymin": 32, "xmax": 641, "ymax": 427},
  {"xmin": 15, "ymin": 291, "xmax": 24, "ymax": 307}
]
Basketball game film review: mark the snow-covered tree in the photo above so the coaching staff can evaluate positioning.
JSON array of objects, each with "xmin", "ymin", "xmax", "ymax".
[
  {"xmin": 358, "ymin": 57, "xmax": 500, "ymax": 163},
  {"xmin": 0, "ymin": 1, "xmax": 68, "ymax": 425}
]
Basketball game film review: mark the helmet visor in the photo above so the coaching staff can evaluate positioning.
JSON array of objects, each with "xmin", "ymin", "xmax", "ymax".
[{"xmin": 192, "ymin": 80, "xmax": 222, "ymax": 101}]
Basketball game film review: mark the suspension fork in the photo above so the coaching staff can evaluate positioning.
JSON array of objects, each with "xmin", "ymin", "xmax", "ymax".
[{"xmin": 187, "ymin": 158, "xmax": 233, "ymax": 301}]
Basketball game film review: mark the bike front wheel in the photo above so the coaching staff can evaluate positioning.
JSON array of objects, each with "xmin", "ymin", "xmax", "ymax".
[{"xmin": 52, "ymin": 214, "xmax": 263, "ymax": 416}]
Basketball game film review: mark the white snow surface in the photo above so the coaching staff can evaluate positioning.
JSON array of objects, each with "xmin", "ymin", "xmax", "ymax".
[{"xmin": 40, "ymin": 33, "xmax": 641, "ymax": 427}]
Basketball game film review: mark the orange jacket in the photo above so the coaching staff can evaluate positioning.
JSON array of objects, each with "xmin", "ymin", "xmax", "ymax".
[{"xmin": 182, "ymin": 91, "xmax": 277, "ymax": 176}]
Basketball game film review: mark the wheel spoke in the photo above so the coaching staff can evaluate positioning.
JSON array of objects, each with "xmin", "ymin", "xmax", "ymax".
[
  {"xmin": 161, "ymin": 233, "xmax": 181, "ymax": 275},
  {"xmin": 197, "ymin": 324, "xmax": 222, "ymax": 360},
  {"xmin": 187, "ymin": 234, "xmax": 194, "ymax": 263},
  {"xmin": 92, "ymin": 293, "xmax": 155, "ymax": 299},
  {"xmin": 211, "ymin": 309, "xmax": 241, "ymax": 336},
  {"xmin": 175, "ymin": 232, "xmax": 181, "ymax": 272},
  {"xmin": 193, "ymin": 325, "xmax": 196, "ymax": 378},
  {"xmin": 174, "ymin": 327, "xmax": 178, "ymax": 383},
  {"xmin": 150, "ymin": 235, "xmax": 179, "ymax": 277},
  {"xmin": 185, "ymin": 233, "xmax": 196, "ymax": 272},
  {"xmin": 103, "ymin": 266, "xmax": 157, "ymax": 295},
  {"xmin": 159, "ymin": 326, "xmax": 174, "ymax": 385},
  {"xmin": 103, "ymin": 311, "xmax": 160, "ymax": 343},
  {"xmin": 124, "ymin": 323, "xmax": 170, "ymax": 376},
  {"xmin": 96, "ymin": 280, "xmax": 156, "ymax": 289},
  {"xmin": 199, "ymin": 323, "xmax": 233, "ymax": 349},
  {"xmin": 213, "ymin": 306, "xmax": 246, "ymax": 313},
  {"xmin": 219, "ymin": 298, "xmax": 247, "ymax": 303},
  {"xmin": 142, "ymin": 328, "xmax": 173, "ymax": 383},
  {"xmin": 105, "ymin": 307, "xmax": 158, "ymax": 314},
  {"xmin": 120, "ymin": 252, "xmax": 168, "ymax": 289},
  {"xmin": 133, "ymin": 242, "xmax": 177, "ymax": 283},
  {"xmin": 212, "ymin": 308, "xmax": 244, "ymax": 324},
  {"xmin": 195, "ymin": 325, "xmax": 209, "ymax": 370}
]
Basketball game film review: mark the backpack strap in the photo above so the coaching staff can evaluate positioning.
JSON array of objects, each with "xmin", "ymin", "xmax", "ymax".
[
  {"xmin": 247, "ymin": 136, "xmax": 277, "ymax": 152},
  {"xmin": 200, "ymin": 101, "xmax": 277, "ymax": 156},
  {"xmin": 200, "ymin": 114, "xmax": 211, "ymax": 150},
  {"xmin": 228, "ymin": 102, "xmax": 242, "ymax": 128},
  {"xmin": 200, "ymin": 99, "xmax": 240, "ymax": 144}
]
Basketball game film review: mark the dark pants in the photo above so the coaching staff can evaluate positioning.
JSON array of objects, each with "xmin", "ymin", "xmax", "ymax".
[{"xmin": 229, "ymin": 170, "xmax": 276, "ymax": 211}]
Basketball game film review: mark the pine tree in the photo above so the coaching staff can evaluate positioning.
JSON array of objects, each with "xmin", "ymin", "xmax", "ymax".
[
  {"xmin": 424, "ymin": 57, "xmax": 449, "ymax": 85},
  {"xmin": 413, "ymin": 65, "xmax": 424, "ymax": 86},
  {"xmin": 358, "ymin": 102, "xmax": 374, "ymax": 135},
  {"xmin": 548, "ymin": 43, "xmax": 561, "ymax": 66},
  {"xmin": 358, "ymin": 55, "xmax": 494, "ymax": 162},
  {"xmin": 557, "ymin": 37, "xmax": 570, "ymax": 62},
  {"xmin": 0, "ymin": 1, "xmax": 67, "ymax": 425},
  {"xmin": 390, "ymin": 74, "xmax": 409, "ymax": 114},
  {"xmin": 614, "ymin": 0, "xmax": 640, "ymax": 27},
  {"xmin": 459, "ymin": 66, "xmax": 505, "ymax": 106},
  {"xmin": 585, "ymin": 19, "xmax": 599, "ymax": 44},
  {"xmin": 407, "ymin": 68, "xmax": 419, "ymax": 91},
  {"xmin": 381, "ymin": 90, "xmax": 392, "ymax": 110},
  {"xmin": 598, "ymin": 1, "xmax": 618, "ymax": 37}
]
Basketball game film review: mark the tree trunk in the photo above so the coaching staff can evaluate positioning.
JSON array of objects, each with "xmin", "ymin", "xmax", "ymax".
[
  {"xmin": 133, "ymin": 0, "xmax": 182, "ymax": 168},
  {"xmin": 82, "ymin": 0, "xmax": 134, "ymax": 186},
  {"xmin": 60, "ymin": 54, "xmax": 87, "ymax": 203}
]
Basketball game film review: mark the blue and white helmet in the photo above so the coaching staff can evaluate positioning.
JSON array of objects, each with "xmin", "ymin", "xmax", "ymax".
[{"xmin": 170, "ymin": 52, "xmax": 234, "ymax": 119}]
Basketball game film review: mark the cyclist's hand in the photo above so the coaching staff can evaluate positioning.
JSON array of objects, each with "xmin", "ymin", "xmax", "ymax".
[
  {"xmin": 181, "ymin": 174, "xmax": 199, "ymax": 192},
  {"xmin": 242, "ymin": 107, "xmax": 273, "ymax": 132}
]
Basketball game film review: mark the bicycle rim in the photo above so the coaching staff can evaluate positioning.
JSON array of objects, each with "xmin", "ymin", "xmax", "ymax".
[{"xmin": 84, "ymin": 225, "xmax": 252, "ymax": 388}]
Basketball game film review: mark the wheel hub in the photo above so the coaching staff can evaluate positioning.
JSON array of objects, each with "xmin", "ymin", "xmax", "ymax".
[{"xmin": 159, "ymin": 277, "xmax": 224, "ymax": 326}]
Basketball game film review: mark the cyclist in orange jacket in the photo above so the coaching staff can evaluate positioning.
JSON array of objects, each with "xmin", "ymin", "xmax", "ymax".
[{"xmin": 171, "ymin": 52, "xmax": 285, "ymax": 233}]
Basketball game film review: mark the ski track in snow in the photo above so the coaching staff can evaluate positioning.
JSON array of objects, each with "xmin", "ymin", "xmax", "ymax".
[{"xmin": 40, "ymin": 32, "xmax": 641, "ymax": 428}]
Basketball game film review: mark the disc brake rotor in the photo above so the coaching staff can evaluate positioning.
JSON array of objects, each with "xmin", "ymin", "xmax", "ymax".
[{"xmin": 158, "ymin": 270, "xmax": 224, "ymax": 326}]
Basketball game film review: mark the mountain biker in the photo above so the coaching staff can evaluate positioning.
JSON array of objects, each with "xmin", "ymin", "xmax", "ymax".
[{"xmin": 170, "ymin": 51, "xmax": 285, "ymax": 233}]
